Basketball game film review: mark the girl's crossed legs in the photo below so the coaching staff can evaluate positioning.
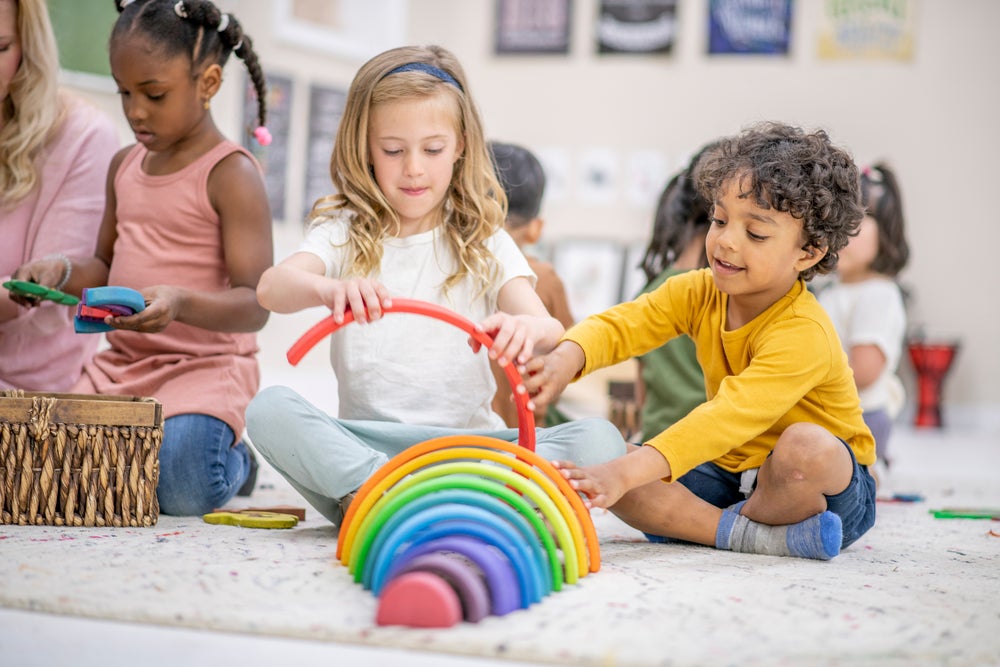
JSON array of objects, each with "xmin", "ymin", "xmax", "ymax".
[{"xmin": 245, "ymin": 385, "xmax": 626, "ymax": 526}]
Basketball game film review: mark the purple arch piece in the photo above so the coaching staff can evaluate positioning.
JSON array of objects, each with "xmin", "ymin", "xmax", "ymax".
[
  {"xmin": 390, "ymin": 536, "xmax": 520, "ymax": 616},
  {"xmin": 392, "ymin": 553, "xmax": 491, "ymax": 623}
]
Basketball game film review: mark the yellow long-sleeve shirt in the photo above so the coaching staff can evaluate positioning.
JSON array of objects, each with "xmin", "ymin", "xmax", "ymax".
[{"xmin": 565, "ymin": 268, "xmax": 875, "ymax": 480}]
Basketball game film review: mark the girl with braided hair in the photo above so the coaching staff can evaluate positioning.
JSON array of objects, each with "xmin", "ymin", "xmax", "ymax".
[{"xmin": 14, "ymin": 0, "xmax": 274, "ymax": 515}]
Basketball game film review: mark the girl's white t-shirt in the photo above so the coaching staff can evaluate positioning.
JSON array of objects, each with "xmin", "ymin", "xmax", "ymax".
[
  {"xmin": 818, "ymin": 277, "xmax": 907, "ymax": 416},
  {"xmin": 299, "ymin": 212, "xmax": 535, "ymax": 429}
]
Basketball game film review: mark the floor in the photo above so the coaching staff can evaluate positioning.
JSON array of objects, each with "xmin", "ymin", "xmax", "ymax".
[
  {"xmin": 5, "ymin": 226, "xmax": 994, "ymax": 666},
  {"xmin": 4, "ymin": 418, "xmax": 996, "ymax": 667}
]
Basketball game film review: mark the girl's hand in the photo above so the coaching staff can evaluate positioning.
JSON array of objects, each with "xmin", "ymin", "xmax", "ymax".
[
  {"xmin": 104, "ymin": 285, "xmax": 180, "ymax": 333},
  {"xmin": 8, "ymin": 257, "xmax": 70, "ymax": 308},
  {"xmin": 318, "ymin": 277, "xmax": 392, "ymax": 324},
  {"xmin": 474, "ymin": 312, "xmax": 547, "ymax": 368},
  {"xmin": 518, "ymin": 340, "xmax": 585, "ymax": 412}
]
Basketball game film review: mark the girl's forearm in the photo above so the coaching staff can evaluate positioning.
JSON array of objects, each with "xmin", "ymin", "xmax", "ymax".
[
  {"xmin": 175, "ymin": 285, "xmax": 269, "ymax": 332},
  {"xmin": 256, "ymin": 264, "xmax": 329, "ymax": 313}
]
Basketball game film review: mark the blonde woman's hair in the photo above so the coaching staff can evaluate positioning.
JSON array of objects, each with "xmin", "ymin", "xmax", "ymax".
[
  {"xmin": 0, "ymin": 0, "xmax": 65, "ymax": 207},
  {"xmin": 309, "ymin": 44, "xmax": 507, "ymax": 298}
]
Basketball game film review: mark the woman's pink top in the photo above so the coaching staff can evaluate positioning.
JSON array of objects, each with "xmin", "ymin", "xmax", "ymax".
[
  {"xmin": 74, "ymin": 140, "xmax": 260, "ymax": 440},
  {"xmin": 1, "ymin": 97, "xmax": 118, "ymax": 391}
]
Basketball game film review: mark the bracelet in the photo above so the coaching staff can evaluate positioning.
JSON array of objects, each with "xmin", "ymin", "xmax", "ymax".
[{"xmin": 45, "ymin": 253, "xmax": 72, "ymax": 292}]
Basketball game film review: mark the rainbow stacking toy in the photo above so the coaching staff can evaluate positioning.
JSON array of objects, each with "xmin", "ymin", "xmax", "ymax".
[{"xmin": 287, "ymin": 299, "xmax": 600, "ymax": 628}]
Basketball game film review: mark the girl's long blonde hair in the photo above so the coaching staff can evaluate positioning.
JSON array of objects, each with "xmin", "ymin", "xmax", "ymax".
[
  {"xmin": 0, "ymin": 0, "xmax": 65, "ymax": 207},
  {"xmin": 309, "ymin": 45, "xmax": 507, "ymax": 298}
]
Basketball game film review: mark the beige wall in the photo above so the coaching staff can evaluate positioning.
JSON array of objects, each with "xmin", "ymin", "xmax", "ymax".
[{"xmin": 66, "ymin": 0, "xmax": 1000, "ymax": 421}]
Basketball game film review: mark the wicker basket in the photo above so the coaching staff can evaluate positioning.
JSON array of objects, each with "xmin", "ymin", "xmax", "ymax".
[{"xmin": 0, "ymin": 390, "xmax": 163, "ymax": 527}]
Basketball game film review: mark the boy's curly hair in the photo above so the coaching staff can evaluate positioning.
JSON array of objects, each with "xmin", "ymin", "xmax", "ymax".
[{"xmin": 695, "ymin": 122, "xmax": 864, "ymax": 281}]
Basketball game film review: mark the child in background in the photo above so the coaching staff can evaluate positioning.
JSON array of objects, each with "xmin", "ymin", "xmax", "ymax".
[
  {"xmin": 487, "ymin": 140, "xmax": 573, "ymax": 428},
  {"xmin": 1, "ymin": 0, "xmax": 118, "ymax": 391},
  {"xmin": 246, "ymin": 45, "xmax": 624, "ymax": 527},
  {"xmin": 633, "ymin": 143, "xmax": 719, "ymax": 441},
  {"xmin": 524, "ymin": 122, "xmax": 876, "ymax": 560},
  {"xmin": 818, "ymin": 163, "xmax": 909, "ymax": 481},
  {"xmin": 13, "ymin": 0, "xmax": 274, "ymax": 515}
]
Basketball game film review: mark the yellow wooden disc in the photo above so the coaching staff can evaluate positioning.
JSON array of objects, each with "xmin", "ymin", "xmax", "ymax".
[{"xmin": 203, "ymin": 510, "xmax": 299, "ymax": 529}]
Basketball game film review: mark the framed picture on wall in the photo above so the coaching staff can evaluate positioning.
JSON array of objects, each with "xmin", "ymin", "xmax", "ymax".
[
  {"xmin": 273, "ymin": 0, "xmax": 407, "ymax": 61},
  {"xmin": 551, "ymin": 239, "xmax": 625, "ymax": 321},
  {"xmin": 243, "ymin": 74, "xmax": 293, "ymax": 222},
  {"xmin": 495, "ymin": 0, "xmax": 572, "ymax": 54},
  {"xmin": 817, "ymin": 0, "xmax": 917, "ymax": 60},
  {"xmin": 303, "ymin": 85, "xmax": 347, "ymax": 221},
  {"xmin": 708, "ymin": 0, "xmax": 792, "ymax": 56},
  {"xmin": 621, "ymin": 240, "xmax": 649, "ymax": 303},
  {"xmin": 596, "ymin": 0, "xmax": 678, "ymax": 55}
]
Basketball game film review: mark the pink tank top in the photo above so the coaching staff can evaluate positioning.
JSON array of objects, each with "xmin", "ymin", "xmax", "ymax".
[{"xmin": 75, "ymin": 141, "xmax": 260, "ymax": 440}]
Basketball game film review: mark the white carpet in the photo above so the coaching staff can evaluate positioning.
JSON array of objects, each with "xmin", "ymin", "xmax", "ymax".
[{"xmin": 1, "ymin": 426, "xmax": 998, "ymax": 667}]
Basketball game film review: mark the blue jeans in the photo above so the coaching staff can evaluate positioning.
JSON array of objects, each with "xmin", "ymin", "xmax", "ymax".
[
  {"xmin": 668, "ymin": 438, "xmax": 876, "ymax": 548},
  {"xmin": 156, "ymin": 413, "xmax": 253, "ymax": 516},
  {"xmin": 245, "ymin": 385, "xmax": 627, "ymax": 526}
]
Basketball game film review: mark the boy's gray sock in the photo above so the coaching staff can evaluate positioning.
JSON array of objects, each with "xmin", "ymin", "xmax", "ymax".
[{"xmin": 715, "ymin": 501, "xmax": 842, "ymax": 560}]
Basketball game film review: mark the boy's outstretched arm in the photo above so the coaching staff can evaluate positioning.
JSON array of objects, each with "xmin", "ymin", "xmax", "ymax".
[{"xmin": 554, "ymin": 445, "xmax": 672, "ymax": 508}]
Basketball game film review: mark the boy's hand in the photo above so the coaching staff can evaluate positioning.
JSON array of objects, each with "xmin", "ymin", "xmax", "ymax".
[
  {"xmin": 518, "ymin": 340, "xmax": 584, "ymax": 412},
  {"xmin": 319, "ymin": 278, "xmax": 391, "ymax": 324},
  {"xmin": 555, "ymin": 446, "xmax": 671, "ymax": 510},
  {"xmin": 552, "ymin": 460, "xmax": 627, "ymax": 509}
]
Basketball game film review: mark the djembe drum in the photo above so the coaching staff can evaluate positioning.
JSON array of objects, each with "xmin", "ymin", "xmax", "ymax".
[{"xmin": 907, "ymin": 339, "xmax": 960, "ymax": 428}]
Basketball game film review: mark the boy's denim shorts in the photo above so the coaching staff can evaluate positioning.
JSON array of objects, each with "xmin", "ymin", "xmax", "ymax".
[{"xmin": 650, "ymin": 438, "xmax": 876, "ymax": 548}]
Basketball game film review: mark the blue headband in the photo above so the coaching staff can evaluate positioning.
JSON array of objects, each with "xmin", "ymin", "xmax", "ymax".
[{"xmin": 385, "ymin": 62, "xmax": 462, "ymax": 91}]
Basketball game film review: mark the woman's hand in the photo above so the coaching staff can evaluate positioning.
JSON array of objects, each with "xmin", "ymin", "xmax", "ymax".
[{"xmin": 8, "ymin": 257, "xmax": 71, "ymax": 308}]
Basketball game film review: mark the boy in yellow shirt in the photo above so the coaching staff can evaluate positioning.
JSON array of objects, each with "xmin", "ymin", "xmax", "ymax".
[{"xmin": 523, "ymin": 122, "xmax": 876, "ymax": 560}]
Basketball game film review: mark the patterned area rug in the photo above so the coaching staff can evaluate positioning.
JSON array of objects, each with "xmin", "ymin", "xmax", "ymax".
[{"xmin": 1, "ymin": 432, "xmax": 998, "ymax": 667}]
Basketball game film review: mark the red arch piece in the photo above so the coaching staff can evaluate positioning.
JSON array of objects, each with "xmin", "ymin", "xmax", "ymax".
[
  {"xmin": 376, "ymin": 571, "xmax": 463, "ymax": 628},
  {"xmin": 286, "ymin": 298, "xmax": 536, "ymax": 449}
]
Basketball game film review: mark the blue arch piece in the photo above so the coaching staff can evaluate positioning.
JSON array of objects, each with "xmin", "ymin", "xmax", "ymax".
[
  {"xmin": 366, "ymin": 507, "xmax": 543, "ymax": 607},
  {"xmin": 83, "ymin": 286, "xmax": 146, "ymax": 313},
  {"xmin": 366, "ymin": 508, "xmax": 542, "ymax": 607},
  {"xmin": 387, "ymin": 535, "xmax": 521, "ymax": 616},
  {"xmin": 375, "ymin": 489, "xmax": 552, "ymax": 594}
]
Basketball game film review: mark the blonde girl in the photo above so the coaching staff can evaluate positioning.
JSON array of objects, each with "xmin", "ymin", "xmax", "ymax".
[{"xmin": 247, "ymin": 45, "xmax": 624, "ymax": 527}]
